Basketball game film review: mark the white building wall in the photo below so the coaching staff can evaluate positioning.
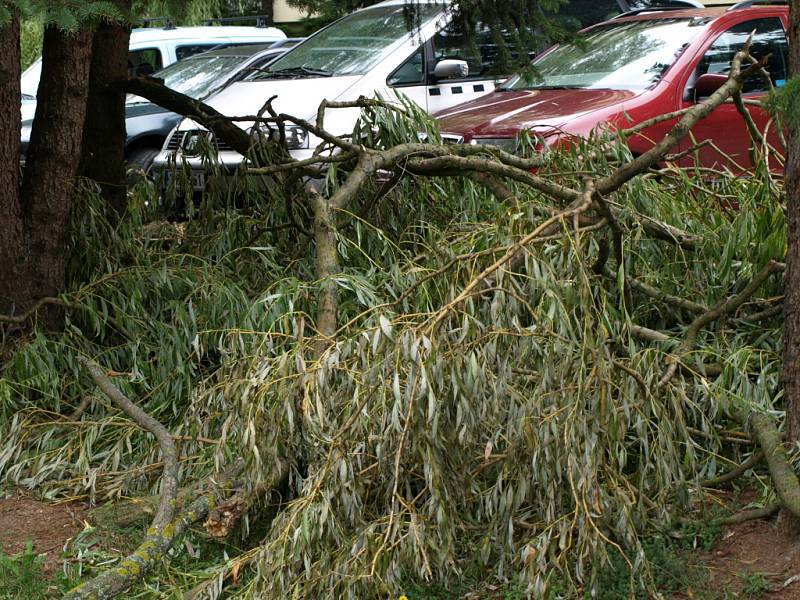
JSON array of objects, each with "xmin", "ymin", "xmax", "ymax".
[{"xmin": 273, "ymin": 0, "xmax": 310, "ymax": 22}]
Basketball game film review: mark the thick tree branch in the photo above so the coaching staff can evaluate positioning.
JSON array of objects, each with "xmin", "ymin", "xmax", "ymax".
[
  {"xmin": 744, "ymin": 412, "xmax": 800, "ymax": 519},
  {"xmin": 111, "ymin": 77, "xmax": 253, "ymax": 156},
  {"xmin": 78, "ymin": 357, "xmax": 178, "ymax": 531},
  {"xmin": 597, "ymin": 44, "xmax": 764, "ymax": 195}
]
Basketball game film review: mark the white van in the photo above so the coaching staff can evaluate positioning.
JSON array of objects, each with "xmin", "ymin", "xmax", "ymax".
[
  {"xmin": 20, "ymin": 24, "xmax": 287, "ymax": 120},
  {"xmin": 153, "ymin": 0, "xmax": 549, "ymax": 188}
]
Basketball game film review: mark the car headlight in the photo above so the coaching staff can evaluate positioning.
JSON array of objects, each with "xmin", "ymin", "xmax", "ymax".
[
  {"xmin": 284, "ymin": 125, "xmax": 309, "ymax": 150},
  {"xmin": 251, "ymin": 124, "xmax": 309, "ymax": 150},
  {"xmin": 470, "ymin": 137, "xmax": 517, "ymax": 152}
]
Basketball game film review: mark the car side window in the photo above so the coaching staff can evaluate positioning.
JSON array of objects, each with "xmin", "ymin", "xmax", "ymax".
[
  {"xmin": 128, "ymin": 48, "xmax": 163, "ymax": 76},
  {"xmin": 694, "ymin": 17, "xmax": 788, "ymax": 94},
  {"xmin": 388, "ymin": 47, "xmax": 425, "ymax": 86},
  {"xmin": 176, "ymin": 44, "xmax": 222, "ymax": 60},
  {"xmin": 432, "ymin": 22, "xmax": 527, "ymax": 81}
]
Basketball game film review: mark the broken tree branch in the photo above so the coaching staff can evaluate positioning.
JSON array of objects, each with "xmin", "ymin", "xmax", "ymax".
[
  {"xmin": 743, "ymin": 411, "xmax": 800, "ymax": 519},
  {"xmin": 658, "ymin": 260, "xmax": 782, "ymax": 387},
  {"xmin": 77, "ymin": 357, "xmax": 178, "ymax": 532},
  {"xmin": 700, "ymin": 451, "xmax": 764, "ymax": 487}
]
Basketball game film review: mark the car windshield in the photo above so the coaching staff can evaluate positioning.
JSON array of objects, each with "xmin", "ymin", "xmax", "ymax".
[
  {"xmin": 504, "ymin": 18, "xmax": 704, "ymax": 91},
  {"xmin": 127, "ymin": 53, "xmax": 253, "ymax": 104},
  {"xmin": 248, "ymin": 3, "xmax": 443, "ymax": 80}
]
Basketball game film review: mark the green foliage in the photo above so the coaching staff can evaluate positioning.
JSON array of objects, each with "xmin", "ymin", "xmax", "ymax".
[
  {"xmin": 1, "ymin": 1, "xmax": 123, "ymax": 32},
  {"xmin": 765, "ymin": 76, "xmax": 800, "ymax": 135},
  {"xmin": 741, "ymin": 572, "xmax": 770, "ymax": 599},
  {"xmin": 0, "ymin": 99, "xmax": 788, "ymax": 598},
  {"xmin": 20, "ymin": 18, "xmax": 42, "ymax": 69},
  {"xmin": 0, "ymin": 541, "xmax": 72, "ymax": 599}
]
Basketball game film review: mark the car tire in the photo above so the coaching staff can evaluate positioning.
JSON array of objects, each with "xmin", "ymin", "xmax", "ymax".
[{"xmin": 126, "ymin": 146, "xmax": 161, "ymax": 184}]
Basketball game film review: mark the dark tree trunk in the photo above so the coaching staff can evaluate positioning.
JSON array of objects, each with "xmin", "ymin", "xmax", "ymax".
[
  {"xmin": 783, "ymin": 0, "xmax": 800, "ymax": 440},
  {"xmin": 79, "ymin": 1, "xmax": 132, "ymax": 216},
  {"xmin": 15, "ymin": 25, "xmax": 93, "ymax": 324},
  {"xmin": 0, "ymin": 15, "xmax": 24, "ymax": 315},
  {"xmin": 262, "ymin": 0, "xmax": 275, "ymax": 23}
]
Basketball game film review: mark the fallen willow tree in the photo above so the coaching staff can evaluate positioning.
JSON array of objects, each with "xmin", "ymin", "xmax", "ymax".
[{"xmin": 0, "ymin": 42, "xmax": 793, "ymax": 598}]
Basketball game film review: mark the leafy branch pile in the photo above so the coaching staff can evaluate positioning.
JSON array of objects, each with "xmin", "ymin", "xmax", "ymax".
[{"xmin": 0, "ymin": 47, "xmax": 790, "ymax": 599}]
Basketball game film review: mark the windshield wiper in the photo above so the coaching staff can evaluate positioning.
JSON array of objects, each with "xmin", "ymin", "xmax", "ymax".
[{"xmin": 262, "ymin": 65, "xmax": 333, "ymax": 78}]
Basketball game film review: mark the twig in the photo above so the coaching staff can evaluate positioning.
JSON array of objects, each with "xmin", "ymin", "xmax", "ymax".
[
  {"xmin": 630, "ymin": 325, "xmax": 671, "ymax": 343},
  {"xmin": 658, "ymin": 260, "xmax": 781, "ymax": 387},
  {"xmin": 722, "ymin": 502, "xmax": 780, "ymax": 525},
  {"xmin": 0, "ymin": 296, "xmax": 79, "ymax": 324},
  {"xmin": 608, "ymin": 273, "xmax": 707, "ymax": 314},
  {"xmin": 428, "ymin": 188, "xmax": 594, "ymax": 333},
  {"xmin": 740, "ymin": 303, "xmax": 783, "ymax": 323},
  {"xmin": 700, "ymin": 451, "xmax": 764, "ymax": 487}
]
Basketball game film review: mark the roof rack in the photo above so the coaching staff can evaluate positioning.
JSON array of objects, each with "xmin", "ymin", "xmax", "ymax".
[
  {"xmin": 612, "ymin": 0, "xmax": 704, "ymax": 17},
  {"xmin": 203, "ymin": 15, "xmax": 272, "ymax": 28},
  {"xmin": 137, "ymin": 17, "xmax": 176, "ymax": 30},
  {"xmin": 727, "ymin": 0, "xmax": 787, "ymax": 10}
]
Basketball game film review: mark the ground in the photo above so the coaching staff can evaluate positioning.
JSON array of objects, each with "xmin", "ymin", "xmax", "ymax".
[
  {"xmin": 2, "ymin": 490, "xmax": 800, "ymax": 598},
  {"xmin": 0, "ymin": 492, "xmax": 86, "ymax": 569},
  {"xmin": 690, "ymin": 516, "xmax": 800, "ymax": 600}
]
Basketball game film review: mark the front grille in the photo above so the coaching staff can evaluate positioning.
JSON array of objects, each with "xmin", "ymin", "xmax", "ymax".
[
  {"xmin": 216, "ymin": 138, "xmax": 235, "ymax": 152},
  {"xmin": 441, "ymin": 134, "xmax": 465, "ymax": 144},
  {"xmin": 166, "ymin": 130, "xmax": 183, "ymax": 150},
  {"xmin": 176, "ymin": 129, "xmax": 240, "ymax": 154}
]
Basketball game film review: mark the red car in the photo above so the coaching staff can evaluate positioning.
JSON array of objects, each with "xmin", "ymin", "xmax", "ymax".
[{"xmin": 435, "ymin": 1, "xmax": 789, "ymax": 171}]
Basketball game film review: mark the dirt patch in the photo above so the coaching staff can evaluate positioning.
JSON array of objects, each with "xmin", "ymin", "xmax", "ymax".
[
  {"xmin": 0, "ymin": 492, "xmax": 87, "ymax": 569},
  {"xmin": 691, "ymin": 509, "xmax": 800, "ymax": 599}
]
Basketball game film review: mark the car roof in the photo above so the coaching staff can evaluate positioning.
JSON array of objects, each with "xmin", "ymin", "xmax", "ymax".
[
  {"xmin": 611, "ymin": 3, "xmax": 786, "ymax": 22},
  {"xmin": 129, "ymin": 25, "xmax": 286, "ymax": 43}
]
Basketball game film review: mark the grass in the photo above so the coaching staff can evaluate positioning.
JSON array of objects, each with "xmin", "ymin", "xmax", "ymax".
[
  {"xmin": 0, "ymin": 541, "xmax": 76, "ymax": 599},
  {"xmin": 741, "ymin": 572, "xmax": 771, "ymax": 599}
]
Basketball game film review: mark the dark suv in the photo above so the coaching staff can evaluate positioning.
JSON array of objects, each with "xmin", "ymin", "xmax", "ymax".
[{"xmin": 435, "ymin": 1, "xmax": 789, "ymax": 172}]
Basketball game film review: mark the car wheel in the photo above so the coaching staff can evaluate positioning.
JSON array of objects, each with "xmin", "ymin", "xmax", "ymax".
[{"xmin": 126, "ymin": 146, "xmax": 161, "ymax": 184}]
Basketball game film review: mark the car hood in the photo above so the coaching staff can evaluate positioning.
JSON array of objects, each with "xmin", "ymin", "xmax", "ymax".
[
  {"xmin": 125, "ymin": 101, "xmax": 170, "ymax": 118},
  {"xmin": 180, "ymin": 76, "xmax": 362, "ymax": 131},
  {"xmin": 436, "ymin": 88, "xmax": 639, "ymax": 138}
]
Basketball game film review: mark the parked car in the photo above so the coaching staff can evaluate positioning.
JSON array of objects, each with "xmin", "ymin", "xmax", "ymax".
[
  {"xmin": 20, "ymin": 42, "xmax": 299, "ymax": 170},
  {"xmin": 19, "ymin": 22, "xmax": 287, "ymax": 122},
  {"xmin": 152, "ymin": 0, "xmax": 632, "ymax": 193},
  {"xmin": 434, "ymin": 1, "xmax": 789, "ymax": 172}
]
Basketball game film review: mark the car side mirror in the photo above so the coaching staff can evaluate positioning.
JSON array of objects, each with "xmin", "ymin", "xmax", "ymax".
[
  {"xmin": 433, "ymin": 59, "xmax": 469, "ymax": 80},
  {"xmin": 693, "ymin": 73, "xmax": 728, "ymax": 101}
]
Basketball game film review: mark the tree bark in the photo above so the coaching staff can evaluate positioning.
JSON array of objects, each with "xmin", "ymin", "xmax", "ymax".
[
  {"xmin": 783, "ymin": 1, "xmax": 800, "ymax": 441},
  {"xmin": 79, "ymin": 1, "xmax": 132, "ymax": 216},
  {"xmin": 15, "ymin": 25, "xmax": 93, "ymax": 325},
  {"xmin": 779, "ymin": 0, "xmax": 800, "ymax": 532},
  {"xmin": 111, "ymin": 77, "xmax": 253, "ymax": 156},
  {"xmin": 261, "ymin": 0, "xmax": 275, "ymax": 23},
  {"xmin": 0, "ymin": 15, "xmax": 24, "ymax": 316}
]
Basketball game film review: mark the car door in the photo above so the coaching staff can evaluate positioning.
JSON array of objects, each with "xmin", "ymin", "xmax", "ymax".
[
  {"xmin": 386, "ymin": 46, "xmax": 430, "ymax": 110},
  {"xmin": 679, "ymin": 16, "xmax": 789, "ymax": 171},
  {"xmin": 425, "ymin": 22, "xmax": 520, "ymax": 113}
]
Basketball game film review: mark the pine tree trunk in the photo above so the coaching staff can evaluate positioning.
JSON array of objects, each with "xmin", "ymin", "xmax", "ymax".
[
  {"xmin": 15, "ymin": 25, "xmax": 93, "ymax": 326},
  {"xmin": 0, "ymin": 16, "xmax": 26, "ymax": 315},
  {"xmin": 782, "ymin": 0, "xmax": 800, "ymax": 439},
  {"xmin": 262, "ymin": 0, "xmax": 275, "ymax": 23},
  {"xmin": 79, "ymin": 1, "xmax": 132, "ymax": 216}
]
